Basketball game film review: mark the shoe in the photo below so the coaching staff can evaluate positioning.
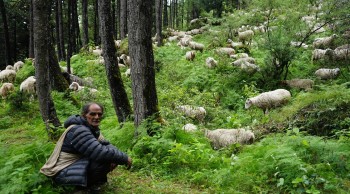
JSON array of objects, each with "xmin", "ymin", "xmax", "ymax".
[{"xmin": 87, "ymin": 185, "xmax": 101, "ymax": 194}]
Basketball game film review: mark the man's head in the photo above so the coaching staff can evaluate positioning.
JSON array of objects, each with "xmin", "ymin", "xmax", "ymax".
[{"xmin": 81, "ymin": 102, "xmax": 104, "ymax": 128}]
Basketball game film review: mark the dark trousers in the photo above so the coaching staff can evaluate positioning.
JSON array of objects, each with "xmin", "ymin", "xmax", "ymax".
[{"xmin": 87, "ymin": 160, "xmax": 110, "ymax": 187}]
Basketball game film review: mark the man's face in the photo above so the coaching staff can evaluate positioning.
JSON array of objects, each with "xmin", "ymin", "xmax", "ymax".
[{"xmin": 85, "ymin": 104, "xmax": 103, "ymax": 127}]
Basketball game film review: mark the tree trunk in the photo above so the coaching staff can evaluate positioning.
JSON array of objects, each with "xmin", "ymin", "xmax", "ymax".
[
  {"xmin": 155, "ymin": 0, "xmax": 163, "ymax": 46},
  {"xmin": 98, "ymin": 0, "xmax": 132, "ymax": 123},
  {"xmin": 111, "ymin": 0, "xmax": 116, "ymax": 38},
  {"xmin": 120, "ymin": 0, "xmax": 127, "ymax": 39},
  {"xmin": 128, "ymin": 0, "xmax": 160, "ymax": 131},
  {"xmin": 54, "ymin": 0, "xmax": 62, "ymax": 60},
  {"xmin": 0, "ymin": 0, "xmax": 11, "ymax": 66},
  {"xmin": 82, "ymin": 0, "xmax": 89, "ymax": 47},
  {"xmin": 66, "ymin": 0, "xmax": 73, "ymax": 74},
  {"xmin": 57, "ymin": 0, "xmax": 65, "ymax": 60},
  {"xmin": 33, "ymin": 0, "xmax": 61, "ymax": 140},
  {"xmin": 116, "ymin": 0, "xmax": 120, "ymax": 39},
  {"xmin": 94, "ymin": 0, "xmax": 100, "ymax": 45},
  {"xmin": 169, "ymin": 0, "xmax": 172, "ymax": 28},
  {"xmin": 28, "ymin": 0, "xmax": 34, "ymax": 58},
  {"xmin": 72, "ymin": 0, "xmax": 81, "ymax": 51},
  {"xmin": 162, "ymin": 0, "xmax": 168, "ymax": 28}
]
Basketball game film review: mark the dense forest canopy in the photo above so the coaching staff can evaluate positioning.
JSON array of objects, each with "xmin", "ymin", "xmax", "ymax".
[{"xmin": 0, "ymin": 0, "xmax": 350, "ymax": 193}]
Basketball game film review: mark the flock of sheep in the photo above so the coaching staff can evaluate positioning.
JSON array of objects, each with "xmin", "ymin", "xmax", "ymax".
[
  {"xmin": 1, "ymin": 2, "xmax": 348, "ymax": 150},
  {"xmin": 160, "ymin": 5, "xmax": 348, "ymax": 149}
]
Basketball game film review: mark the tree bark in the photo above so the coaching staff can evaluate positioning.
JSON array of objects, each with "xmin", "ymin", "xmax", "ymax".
[
  {"xmin": 0, "ymin": 0, "xmax": 11, "ymax": 66},
  {"xmin": 98, "ymin": 0, "xmax": 132, "ymax": 123},
  {"xmin": 82, "ymin": 0, "xmax": 89, "ymax": 47},
  {"xmin": 162, "ymin": 0, "xmax": 168, "ymax": 28},
  {"xmin": 128, "ymin": 0, "xmax": 160, "ymax": 130},
  {"xmin": 120, "ymin": 0, "xmax": 127, "ymax": 39},
  {"xmin": 72, "ymin": 0, "xmax": 81, "ymax": 51},
  {"xmin": 111, "ymin": 0, "xmax": 116, "ymax": 38},
  {"xmin": 94, "ymin": 0, "xmax": 100, "ymax": 45},
  {"xmin": 57, "ymin": 0, "xmax": 65, "ymax": 60},
  {"xmin": 155, "ymin": 0, "xmax": 163, "ymax": 46},
  {"xmin": 33, "ymin": 0, "xmax": 61, "ymax": 139},
  {"xmin": 28, "ymin": 0, "xmax": 34, "ymax": 58}
]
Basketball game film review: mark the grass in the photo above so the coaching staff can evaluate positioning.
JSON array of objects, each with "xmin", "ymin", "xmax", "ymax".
[{"xmin": 1, "ymin": 1, "xmax": 350, "ymax": 193}]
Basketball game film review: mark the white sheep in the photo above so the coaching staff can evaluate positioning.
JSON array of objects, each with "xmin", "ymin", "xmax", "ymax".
[
  {"xmin": 313, "ymin": 34, "xmax": 337, "ymax": 49},
  {"xmin": 92, "ymin": 48, "xmax": 103, "ymax": 56},
  {"xmin": 0, "ymin": 69, "xmax": 16, "ymax": 83},
  {"xmin": 312, "ymin": 48, "xmax": 333, "ymax": 61},
  {"xmin": 0, "ymin": 82, "xmax": 15, "ymax": 99},
  {"xmin": 314, "ymin": 68, "xmax": 340, "ymax": 80},
  {"xmin": 215, "ymin": 47, "xmax": 235, "ymax": 56},
  {"xmin": 182, "ymin": 123, "xmax": 198, "ymax": 132},
  {"xmin": 232, "ymin": 57, "xmax": 256, "ymax": 66},
  {"xmin": 114, "ymin": 40, "xmax": 121, "ymax": 48},
  {"xmin": 14, "ymin": 61, "xmax": 24, "ymax": 71},
  {"xmin": 176, "ymin": 105, "xmax": 206, "ymax": 122},
  {"xmin": 238, "ymin": 30, "xmax": 254, "ymax": 45},
  {"xmin": 245, "ymin": 89, "xmax": 291, "ymax": 114},
  {"xmin": 230, "ymin": 53, "xmax": 249, "ymax": 59},
  {"xmin": 69, "ymin": 81, "xmax": 98, "ymax": 95},
  {"xmin": 205, "ymin": 57, "xmax": 218, "ymax": 68},
  {"xmin": 120, "ymin": 54, "xmax": 131, "ymax": 67},
  {"xmin": 205, "ymin": 128, "xmax": 255, "ymax": 149},
  {"xmin": 60, "ymin": 66, "xmax": 74, "ymax": 74},
  {"xmin": 168, "ymin": 36, "xmax": 179, "ymax": 42},
  {"xmin": 178, "ymin": 35, "xmax": 193, "ymax": 48},
  {"xmin": 333, "ymin": 48, "xmax": 349, "ymax": 60},
  {"xmin": 188, "ymin": 41, "xmax": 204, "ymax": 52},
  {"xmin": 125, "ymin": 68, "xmax": 131, "ymax": 77},
  {"xmin": 233, "ymin": 61, "xmax": 260, "ymax": 74},
  {"xmin": 281, "ymin": 79, "xmax": 314, "ymax": 91},
  {"xmin": 20, "ymin": 76, "xmax": 36, "ymax": 95},
  {"xmin": 185, "ymin": 51, "xmax": 196, "ymax": 61},
  {"xmin": 6, "ymin": 65, "xmax": 14, "ymax": 70}
]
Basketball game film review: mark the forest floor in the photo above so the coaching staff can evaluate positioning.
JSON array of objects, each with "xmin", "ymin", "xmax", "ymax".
[{"xmin": 103, "ymin": 169, "xmax": 211, "ymax": 194}]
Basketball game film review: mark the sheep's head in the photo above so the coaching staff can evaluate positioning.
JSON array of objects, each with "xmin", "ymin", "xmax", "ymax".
[
  {"xmin": 69, "ymin": 82, "xmax": 79, "ymax": 90},
  {"xmin": 245, "ymin": 99, "xmax": 253, "ymax": 109}
]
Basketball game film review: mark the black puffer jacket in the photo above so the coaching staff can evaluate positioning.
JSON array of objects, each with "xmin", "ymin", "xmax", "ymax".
[{"xmin": 62, "ymin": 115, "xmax": 129, "ymax": 165}]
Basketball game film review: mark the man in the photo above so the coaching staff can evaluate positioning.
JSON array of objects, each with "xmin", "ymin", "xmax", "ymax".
[{"xmin": 41, "ymin": 102, "xmax": 132, "ymax": 192}]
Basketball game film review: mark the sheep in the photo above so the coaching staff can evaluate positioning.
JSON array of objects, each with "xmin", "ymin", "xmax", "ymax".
[
  {"xmin": 333, "ymin": 48, "xmax": 349, "ymax": 60},
  {"xmin": 312, "ymin": 48, "xmax": 333, "ymax": 61},
  {"xmin": 245, "ymin": 89, "xmax": 291, "ymax": 114},
  {"xmin": 60, "ymin": 66, "xmax": 74, "ymax": 74},
  {"xmin": 238, "ymin": 30, "xmax": 254, "ymax": 45},
  {"xmin": 92, "ymin": 48, "xmax": 103, "ymax": 56},
  {"xmin": 6, "ymin": 65, "xmax": 14, "ymax": 70},
  {"xmin": 120, "ymin": 54, "xmax": 131, "ymax": 67},
  {"xmin": 69, "ymin": 81, "xmax": 98, "ymax": 95},
  {"xmin": 205, "ymin": 128, "xmax": 255, "ymax": 149},
  {"xmin": 233, "ymin": 61, "xmax": 260, "ymax": 74},
  {"xmin": 185, "ymin": 51, "xmax": 196, "ymax": 61},
  {"xmin": 188, "ymin": 41, "xmax": 204, "ymax": 52},
  {"xmin": 205, "ymin": 57, "xmax": 218, "ymax": 68},
  {"xmin": 168, "ymin": 36, "xmax": 179, "ymax": 42},
  {"xmin": 14, "ymin": 61, "xmax": 24, "ymax": 71},
  {"xmin": 230, "ymin": 53, "xmax": 249, "ymax": 59},
  {"xmin": 281, "ymin": 79, "xmax": 314, "ymax": 91},
  {"xmin": 20, "ymin": 76, "xmax": 36, "ymax": 96},
  {"xmin": 61, "ymin": 72, "xmax": 94, "ymax": 88},
  {"xmin": 182, "ymin": 123, "xmax": 198, "ymax": 132},
  {"xmin": 114, "ymin": 40, "xmax": 121, "ymax": 48},
  {"xmin": 314, "ymin": 68, "xmax": 340, "ymax": 80},
  {"xmin": 290, "ymin": 41, "xmax": 308, "ymax": 49},
  {"xmin": 178, "ymin": 35, "xmax": 193, "ymax": 48},
  {"xmin": 0, "ymin": 69, "xmax": 16, "ymax": 83},
  {"xmin": 176, "ymin": 105, "xmax": 206, "ymax": 122},
  {"xmin": 232, "ymin": 57, "xmax": 256, "ymax": 66},
  {"xmin": 0, "ymin": 83, "xmax": 15, "ymax": 99},
  {"xmin": 215, "ymin": 47, "xmax": 235, "ymax": 56},
  {"xmin": 313, "ymin": 34, "xmax": 337, "ymax": 49},
  {"xmin": 125, "ymin": 68, "xmax": 131, "ymax": 77}
]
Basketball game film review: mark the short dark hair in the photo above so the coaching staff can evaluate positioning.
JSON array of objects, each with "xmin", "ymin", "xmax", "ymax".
[{"xmin": 81, "ymin": 102, "xmax": 104, "ymax": 116}]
